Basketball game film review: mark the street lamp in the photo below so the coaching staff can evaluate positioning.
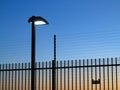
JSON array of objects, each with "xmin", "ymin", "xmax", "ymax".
[{"xmin": 28, "ymin": 16, "xmax": 48, "ymax": 90}]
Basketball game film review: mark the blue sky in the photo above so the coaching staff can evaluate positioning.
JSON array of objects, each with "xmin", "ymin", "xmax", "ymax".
[{"xmin": 0, "ymin": 0, "xmax": 120, "ymax": 63}]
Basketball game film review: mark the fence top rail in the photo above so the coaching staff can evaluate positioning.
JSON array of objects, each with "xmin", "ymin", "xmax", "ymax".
[
  {"xmin": 0, "ymin": 57, "xmax": 120, "ymax": 71},
  {"xmin": 0, "ymin": 63, "xmax": 120, "ymax": 71}
]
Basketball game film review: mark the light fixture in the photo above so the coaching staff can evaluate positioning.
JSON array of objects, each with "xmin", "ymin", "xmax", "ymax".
[{"xmin": 28, "ymin": 16, "xmax": 48, "ymax": 25}]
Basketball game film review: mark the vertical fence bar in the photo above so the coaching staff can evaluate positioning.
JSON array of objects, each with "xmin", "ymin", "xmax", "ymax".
[
  {"xmin": 28, "ymin": 63, "xmax": 30, "ymax": 90},
  {"xmin": 64, "ymin": 61, "xmax": 66, "ymax": 90},
  {"xmin": 1, "ymin": 65, "xmax": 2, "ymax": 90},
  {"xmin": 75, "ymin": 60, "xmax": 77, "ymax": 90},
  {"xmin": 95, "ymin": 59, "xmax": 97, "ymax": 90},
  {"xmin": 79, "ymin": 60, "xmax": 81, "ymax": 90},
  {"xmin": 18, "ymin": 63, "xmax": 20, "ymax": 90},
  {"xmin": 11, "ymin": 64, "xmax": 13, "ymax": 90},
  {"xmin": 68, "ymin": 60, "xmax": 69, "ymax": 90},
  {"xmin": 38, "ymin": 62, "xmax": 40, "ymax": 90},
  {"xmin": 107, "ymin": 58, "xmax": 109, "ymax": 90},
  {"xmin": 13, "ymin": 64, "xmax": 15, "ymax": 90},
  {"xmin": 0, "ymin": 64, "xmax": 1, "ymax": 90},
  {"xmin": 57, "ymin": 61, "xmax": 58, "ymax": 90},
  {"xmin": 2, "ymin": 64, "xmax": 5, "ymax": 90},
  {"xmin": 87, "ymin": 59, "xmax": 89, "ymax": 90},
  {"xmin": 42, "ymin": 62, "xmax": 44, "ymax": 90},
  {"xmin": 2, "ymin": 64, "xmax": 4, "ymax": 90},
  {"xmin": 9, "ymin": 64, "xmax": 11, "ymax": 90},
  {"xmin": 83, "ymin": 60, "xmax": 85, "ymax": 90},
  {"xmin": 111, "ymin": 58, "xmax": 113, "ymax": 90},
  {"xmin": 5, "ymin": 64, "xmax": 7, "ymax": 90},
  {"xmin": 60, "ymin": 61, "xmax": 62, "ymax": 90},
  {"xmin": 22, "ymin": 63, "xmax": 23, "ymax": 90},
  {"xmin": 103, "ymin": 58, "xmax": 105, "ymax": 90},
  {"xmin": 91, "ymin": 59, "xmax": 93, "ymax": 90},
  {"xmin": 115, "ymin": 58, "xmax": 118, "ymax": 90},
  {"xmin": 49, "ymin": 61, "xmax": 51, "ymax": 90},
  {"xmin": 35, "ymin": 63, "xmax": 37, "ymax": 90},
  {"xmin": 15, "ymin": 63, "xmax": 17, "ymax": 90},
  {"xmin": 71, "ymin": 60, "xmax": 73, "ymax": 90},
  {"xmin": 46, "ymin": 62, "xmax": 47, "ymax": 90},
  {"xmin": 25, "ymin": 63, "xmax": 27, "ymax": 90},
  {"xmin": 99, "ymin": 59, "xmax": 101, "ymax": 90}
]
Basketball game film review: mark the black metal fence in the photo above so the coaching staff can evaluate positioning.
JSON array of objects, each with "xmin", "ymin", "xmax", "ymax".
[{"xmin": 0, "ymin": 57, "xmax": 120, "ymax": 90}]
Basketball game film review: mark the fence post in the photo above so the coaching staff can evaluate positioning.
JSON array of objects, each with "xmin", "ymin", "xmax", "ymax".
[
  {"xmin": 52, "ymin": 60, "xmax": 56, "ymax": 90},
  {"xmin": 52, "ymin": 34, "xmax": 56, "ymax": 90}
]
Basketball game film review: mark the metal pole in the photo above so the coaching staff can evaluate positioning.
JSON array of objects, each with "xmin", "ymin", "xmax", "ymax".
[
  {"xmin": 31, "ymin": 21, "xmax": 36, "ymax": 90},
  {"xmin": 54, "ymin": 34, "xmax": 56, "ymax": 62},
  {"xmin": 52, "ymin": 34, "xmax": 56, "ymax": 90}
]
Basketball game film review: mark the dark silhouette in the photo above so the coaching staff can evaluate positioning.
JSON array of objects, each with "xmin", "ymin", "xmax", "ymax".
[{"xmin": 92, "ymin": 79, "xmax": 100, "ymax": 84}]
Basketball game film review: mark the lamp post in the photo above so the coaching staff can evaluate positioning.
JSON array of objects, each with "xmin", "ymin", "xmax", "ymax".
[{"xmin": 28, "ymin": 16, "xmax": 48, "ymax": 90}]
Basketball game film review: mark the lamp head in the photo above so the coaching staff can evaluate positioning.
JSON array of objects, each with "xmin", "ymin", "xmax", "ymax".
[{"xmin": 28, "ymin": 16, "xmax": 48, "ymax": 25}]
